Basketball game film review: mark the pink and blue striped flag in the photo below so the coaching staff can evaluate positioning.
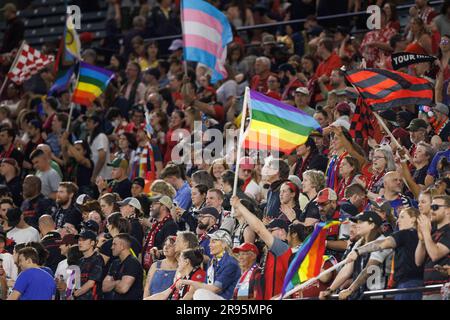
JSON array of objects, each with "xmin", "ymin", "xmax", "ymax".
[{"xmin": 181, "ymin": 0, "xmax": 233, "ymax": 83}]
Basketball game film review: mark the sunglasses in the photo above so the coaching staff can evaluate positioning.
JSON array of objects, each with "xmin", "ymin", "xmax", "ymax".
[{"xmin": 431, "ymin": 204, "xmax": 447, "ymax": 211}]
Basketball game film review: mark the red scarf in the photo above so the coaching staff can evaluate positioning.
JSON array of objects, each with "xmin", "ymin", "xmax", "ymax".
[
  {"xmin": 337, "ymin": 175, "xmax": 354, "ymax": 200},
  {"xmin": 142, "ymin": 214, "xmax": 172, "ymax": 270},
  {"xmin": 0, "ymin": 143, "xmax": 14, "ymax": 159}
]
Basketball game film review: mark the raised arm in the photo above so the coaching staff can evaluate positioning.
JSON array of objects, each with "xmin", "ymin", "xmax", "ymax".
[{"xmin": 231, "ymin": 195, "xmax": 274, "ymax": 249}]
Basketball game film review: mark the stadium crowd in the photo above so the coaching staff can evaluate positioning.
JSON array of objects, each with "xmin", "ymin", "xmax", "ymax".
[{"xmin": 0, "ymin": 0, "xmax": 449, "ymax": 301}]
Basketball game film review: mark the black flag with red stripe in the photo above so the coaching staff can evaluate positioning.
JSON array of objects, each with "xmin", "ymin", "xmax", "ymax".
[
  {"xmin": 349, "ymin": 97, "xmax": 383, "ymax": 149},
  {"xmin": 345, "ymin": 68, "xmax": 433, "ymax": 111}
]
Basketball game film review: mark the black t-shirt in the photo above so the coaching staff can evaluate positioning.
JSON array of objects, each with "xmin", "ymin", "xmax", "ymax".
[
  {"xmin": 108, "ymin": 254, "xmax": 144, "ymax": 300},
  {"xmin": 439, "ymin": 122, "xmax": 450, "ymax": 142},
  {"xmin": 110, "ymin": 178, "xmax": 132, "ymax": 200},
  {"xmin": 53, "ymin": 204, "xmax": 83, "ymax": 229},
  {"xmin": 391, "ymin": 228, "xmax": 423, "ymax": 284},
  {"xmin": 412, "ymin": 166, "xmax": 428, "ymax": 186},
  {"xmin": 153, "ymin": 219, "xmax": 179, "ymax": 250},
  {"xmin": 5, "ymin": 175, "xmax": 22, "ymax": 207},
  {"xmin": 76, "ymin": 160, "xmax": 94, "ymax": 188},
  {"xmin": 424, "ymin": 223, "xmax": 450, "ymax": 287},
  {"xmin": 299, "ymin": 197, "xmax": 320, "ymax": 222},
  {"xmin": 100, "ymin": 237, "xmax": 142, "ymax": 261},
  {"xmin": 129, "ymin": 218, "xmax": 144, "ymax": 245},
  {"xmin": 21, "ymin": 194, "xmax": 57, "ymax": 229},
  {"xmin": 77, "ymin": 252, "xmax": 104, "ymax": 300}
]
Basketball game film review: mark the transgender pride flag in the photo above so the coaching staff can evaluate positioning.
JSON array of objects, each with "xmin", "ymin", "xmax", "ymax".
[{"xmin": 181, "ymin": 0, "xmax": 233, "ymax": 83}]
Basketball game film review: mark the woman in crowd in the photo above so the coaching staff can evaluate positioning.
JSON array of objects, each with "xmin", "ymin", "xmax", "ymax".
[
  {"xmin": 145, "ymin": 41, "xmax": 160, "ymax": 70},
  {"xmin": 99, "ymin": 193, "xmax": 120, "ymax": 219},
  {"xmin": 177, "ymin": 184, "xmax": 207, "ymax": 232},
  {"xmin": 406, "ymin": 17, "xmax": 433, "ymax": 55},
  {"xmin": 278, "ymin": 181, "xmax": 302, "ymax": 224},
  {"xmin": 145, "ymin": 248, "xmax": 205, "ymax": 300},
  {"xmin": 164, "ymin": 110, "xmax": 186, "ymax": 165},
  {"xmin": 343, "ymin": 208, "xmax": 423, "ymax": 300},
  {"xmin": 115, "ymin": 132, "xmax": 138, "ymax": 165},
  {"xmin": 208, "ymin": 158, "xmax": 229, "ymax": 190},
  {"xmin": 60, "ymin": 136, "xmax": 94, "ymax": 196},
  {"xmin": 336, "ymin": 156, "xmax": 362, "ymax": 202},
  {"xmin": 143, "ymin": 236, "xmax": 178, "ymax": 298},
  {"xmin": 299, "ymin": 170, "xmax": 326, "ymax": 226}
]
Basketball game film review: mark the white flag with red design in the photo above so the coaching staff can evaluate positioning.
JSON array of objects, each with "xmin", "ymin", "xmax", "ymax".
[{"xmin": 7, "ymin": 42, "xmax": 54, "ymax": 84}]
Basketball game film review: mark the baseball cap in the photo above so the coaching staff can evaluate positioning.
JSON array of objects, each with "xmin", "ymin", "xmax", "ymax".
[
  {"xmin": 369, "ymin": 198, "xmax": 392, "ymax": 214},
  {"xmin": 198, "ymin": 207, "xmax": 220, "ymax": 220},
  {"xmin": 107, "ymin": 157, "xmax": 128, "ymax": 170},
  {"xmin": 351, "ymin": 210, "xmax": 383, "ymax": 227},
  {"xmin": 82, "ymin": 220, "xmax": 100, "ymax": 233},
  {"xmin": 336, "ymin": 102, "xmax": 351, "ymax": 115},
  {"xmin": 232, "ymin": 242, "xmax": 259, "ymax": 256},
  {"xmin": 56, "ymin": 234, "xmax": 78, "ymax": 246},
  {"xmin": 239, "ymin": 157, "xmax": 255, "ymax": 171},
  {"xmin": 339, "ymin": 201, "xmax": 359, "ymax": 217},
  {"xmin": 288, "ymin": 175, "xmax": 302, "ymax": 191},
  {"xmin": 434, "ymin": 102, "xmax": 449, "ymax": 116},
  {"xmin": 76, "ymin": 229, "xmax": 97, "ymax": 241},
  {"xmin": 156, "ymin": 195, "xmax": 174, "ymax": 210},
  {"xmin": 266, "ymin": 219, "xmax": 289, "ymax": 233},
  {"xmin": 117, "ymin": 197, "xmax": 142, "ymax": 211},
  {"xmin": 75, "ymin": 194, "xmax": 92, "ymax": 206},
  {"xmin": 316, "ymin": 188, "xmax": 338, "ymax": 204},
  {"xmin": 132, "ymin": 177, "xmax": 145, "ymax": 189},
  {"xmin": 262, "ymin": 34, "xmax": 276, "ymax": 45},
  {"xmin": 169, "ymin": 39, "xmax": 183, "ymax": 51},
  {"xmin": 406, "ymin": 118, "xmax": 428, "ymax": 131},
  {"xmin": 208, "ymin": 229, "xmax": 232, "ymax": 247},
  {"xmin": 295, "ymin": 87, "xmax": 309, "ymax": 95},
  {"xmin": 1, "ymin": 158, "xmax": 20, "ymax": 174},
  {"xmin": 278, "ymin": 63, "xmax": 296, "ymax": 74}
]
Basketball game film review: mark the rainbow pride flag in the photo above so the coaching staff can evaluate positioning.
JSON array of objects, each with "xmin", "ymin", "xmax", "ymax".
[
  {"xmin": 72, "ymin": 62, "xmax": 114, "ymax": 107},
  {"xmin": 243, "ymin": 90, "xmax": 321, "ymax": 154},
  {"xmin": 281, "ymin": 221, "xmax": 340, "ymax": 297}
]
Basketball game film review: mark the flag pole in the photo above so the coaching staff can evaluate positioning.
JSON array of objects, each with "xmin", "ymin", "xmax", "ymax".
[
  {"xmin": 0, "ymin": 40, "xmax": 25, "ymax": 98},
  {"xmin": 232, "ymin": 87, "xmax": 250, "ymax": 199},
  {"xmin": 180, "ymin": 0, "xmax": 188, "ymax": 78},
  {"xmin": 276, "ymin": 258, "xmax": 348, "ymax": 300}
]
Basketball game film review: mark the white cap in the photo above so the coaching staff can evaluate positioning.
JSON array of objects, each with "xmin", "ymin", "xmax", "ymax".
[{"xmin": 169, "ymin": 39, "xmax": 183, "ymax": 51}]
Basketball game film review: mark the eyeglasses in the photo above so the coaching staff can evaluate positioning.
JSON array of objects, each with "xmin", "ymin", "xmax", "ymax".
[
  {"xmin": 431, "ymin": 204, "xmax": 448, "ymax": 211},
  {"xmin": 372, "ymin": 156, "xmax": 385, "ymax": 160}
]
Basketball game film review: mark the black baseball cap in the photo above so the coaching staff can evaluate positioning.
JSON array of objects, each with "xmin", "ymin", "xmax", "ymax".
[
  {"xmin": 266, "ymin": 219, "xmax": 289, "ymax": 233},
  {"xmin": 82, "ymin": 220, "xmax": 100, "ymax": 234},
  {"xmin": 351, "ymin": 211, "xmax": 383, "ymax": 227},
  {"xmin": 198, "ymin": 207, "xmax": 220, "ymax": 220},
  {"xmin": 132, "ymin": 177, "xmax": 145, "ymax": 189},
  {"xmin": 76, "ymin": 229, "xmax": 97, "ymax": 241}
]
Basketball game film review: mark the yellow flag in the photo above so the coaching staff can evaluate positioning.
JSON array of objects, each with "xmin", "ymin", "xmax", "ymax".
[{"xmin": 65, "ymin": 15, "xmax": 81, "ymax": 60}]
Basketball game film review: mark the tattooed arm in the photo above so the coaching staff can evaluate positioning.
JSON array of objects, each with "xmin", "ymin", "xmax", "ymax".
[
  {"xmin": 338, "ymin": 259, "xmax": 381, "ymax": 300},
  {"xmin": 345, "ymin": 237, "xmax": 396, "ymax": 264}
]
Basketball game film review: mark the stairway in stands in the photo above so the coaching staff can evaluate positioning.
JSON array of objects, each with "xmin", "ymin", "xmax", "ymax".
[{"xmin": 0, "ymin": 0, "xmax": 107, "ymax": 49}]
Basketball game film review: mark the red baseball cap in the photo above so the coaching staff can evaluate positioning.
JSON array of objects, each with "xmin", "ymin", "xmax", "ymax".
[
  {"xmin": 316, "ymin": 188, "xmax": 337, "ymax": 204},
  {"xmin": 239, "ymin": 157, "xmax": 255, "ymax": 171},
  {"xmin": 232, "ymin": 242, "xmax": 259, "ymax": 256}
]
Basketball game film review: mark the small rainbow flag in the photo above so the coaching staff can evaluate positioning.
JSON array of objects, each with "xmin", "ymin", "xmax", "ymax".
[
  {"xmin": 72, "ymin": 61, "xmax": 114, "ymax": 107},
  {"xmin": 280, "ymin": 221, "xmax": 340, "ymax": 297},
  {"xmin": 243, "ymin": 90, "xmax": 321, "ymax": 155}
]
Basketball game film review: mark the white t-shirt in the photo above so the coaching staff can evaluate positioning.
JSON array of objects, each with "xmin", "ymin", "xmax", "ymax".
[
  {"xmin": 7, "ymin": 226, "xmax": 40, "ymax": 244},
  {"xmin": 0, "ymin": 252, "xmax": 18, "ymax": 280},
  {"xmin": 90, "ymin": 133, "xmax": 111, "ymax": 180},
  {"xmin": 244, "ymin": 179, "xmax": 262, "ymax": 202},
  {"xmin": 55, "ymin": 259, "xmax": 69, "ymax": 281},
  {"xmin": 36, "ymin": 168, "xmax": 61, "ymax": 197}
]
